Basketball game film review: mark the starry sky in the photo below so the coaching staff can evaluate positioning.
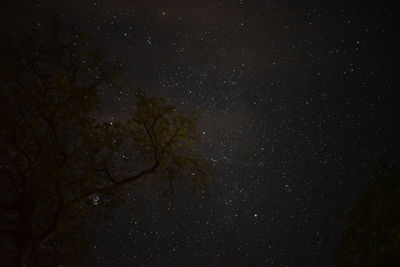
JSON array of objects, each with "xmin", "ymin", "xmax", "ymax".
[{"xmin": 2, "ymin": 0, "xmax": 400, "ymax": 266}]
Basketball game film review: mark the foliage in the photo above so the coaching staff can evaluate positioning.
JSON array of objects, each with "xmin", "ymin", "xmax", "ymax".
[
  {"xmin": 336, "ymin": 158, "xmax": 400, "ymax": 266},
  {"xmin": 0, "ymin": 28, "xmax": 207, "ymax": 266}
]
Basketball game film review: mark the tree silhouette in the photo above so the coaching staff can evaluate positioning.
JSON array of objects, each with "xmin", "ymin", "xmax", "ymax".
[
  {"xmin": 0, "ymin": 28, "xmax": 207, "ymax": 266},
  {"xmin": 336, "ymin": 158, "xmax": 400, "ymax": 266}
]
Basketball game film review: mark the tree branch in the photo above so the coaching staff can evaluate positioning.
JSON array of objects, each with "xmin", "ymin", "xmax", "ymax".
[
  {"xmin": 34, "ymin": 183, "xmax": 64, "ymax": 245},
  {"xmin": 65, "ymin": 161, "xmax": 160, "ymax": 210}
]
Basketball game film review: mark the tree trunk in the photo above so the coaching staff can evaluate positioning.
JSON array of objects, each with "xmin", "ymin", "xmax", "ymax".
[{"xmin": 10, "ymin": 192, "xmax": 36, "ymax": 267}]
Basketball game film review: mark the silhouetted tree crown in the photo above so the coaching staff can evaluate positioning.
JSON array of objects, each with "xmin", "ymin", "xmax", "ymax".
[
  {"xmin": 0, "ymin": 28, "xmax": 207, "ymax": 266},
  {"xmin": 336, "ymin": 158, "xmax": 400, "ymax": 266}
]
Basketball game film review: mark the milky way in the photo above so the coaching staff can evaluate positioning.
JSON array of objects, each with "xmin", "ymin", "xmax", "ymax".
[{"xmin": 2, "ymin": 0, "xmax": 400, "ymax": 266}]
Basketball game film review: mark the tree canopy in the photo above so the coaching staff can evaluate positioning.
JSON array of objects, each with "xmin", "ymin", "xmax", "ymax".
[
  {"xmin": 0, "ymin": 28, "xmax": 207, "ymax": 266},
  {"xmin": 336, "ymin": 158, "xmax": 400, "ymax": 266}
]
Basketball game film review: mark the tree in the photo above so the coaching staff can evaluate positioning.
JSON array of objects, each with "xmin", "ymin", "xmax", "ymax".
[
  {"xmin": 0, "ymin": 28, "xmax": 207, "ymax": 266},
  {"xmin": 336, "ymin": 158, "xmax": 400, "ymax": 266}
]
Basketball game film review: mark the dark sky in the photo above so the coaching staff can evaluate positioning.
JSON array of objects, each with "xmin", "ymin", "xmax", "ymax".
[{"xmin": 2, "ymin": 0, "xmax": 400, "ymax": 266}]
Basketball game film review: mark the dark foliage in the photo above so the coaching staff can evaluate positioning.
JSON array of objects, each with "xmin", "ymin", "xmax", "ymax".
[{"xmin": 336, "ymin": 158, "xmax": 400, "ymax": 266}]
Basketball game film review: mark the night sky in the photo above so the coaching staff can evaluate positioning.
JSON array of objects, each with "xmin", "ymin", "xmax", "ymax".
[{"xmin": 2, "ymin": 0, "xmax": 400, "ymax": 266}]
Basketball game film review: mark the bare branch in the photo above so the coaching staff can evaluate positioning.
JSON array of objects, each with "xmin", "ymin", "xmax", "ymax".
[
  {"xmin": 34, "ymin": 183, "xmax": 64, "ymax": 245},
  {"xmin": 65, "ymin": 161, "xmax": 160, "ymax": 210}
]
